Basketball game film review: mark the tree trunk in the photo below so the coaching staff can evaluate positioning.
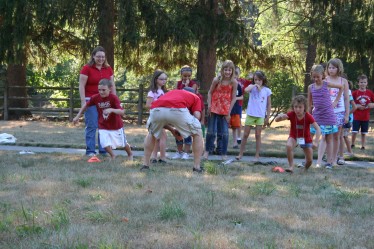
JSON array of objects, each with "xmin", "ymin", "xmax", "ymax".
[
  {"xmin": 6, "ymin": 64, "xmax": 31, "ymax": 119},
  {"xmin": 196, "ymin": 36, "xmax": 217, "ymax": 92},
  {"xmin": 196, "ymin": 0, "xmax": 219, "ymax": 93},
  {"xmin": 303, "ymin": 41, "xmax": 317, "ymax": 93},
  {"xmin": 98, "ymin": 0, "xmax": 115, "ymax": 69}
]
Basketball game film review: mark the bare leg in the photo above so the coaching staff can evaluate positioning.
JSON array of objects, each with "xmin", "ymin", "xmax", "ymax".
[
  {"xmin": 254, "ymin": 125, "xmax": 262, "ymax": 160},
  {"xmin": 105, "ymin": 146, "xmax": 115, "ymax": 159},
  {"xmin": 143, "ymin": 133, "xmax": 156, "ymax": 167},
  {"xmin": 361, "ymin": 134, "xmax": 366, "ymax": 148},
  {"xmin": 184, "ymin": 144, "xmax": 191, "ymax": 154},
  {"xmin": 159, "ymin": 130, "xmax": 167, "ymax": 160},
  {"xmin": 325, "ymin": 134, "xmax": 334, "ymax": 165},
  {"xmin": 286, "ymin": 137, "xmax": 296, "ymax": 171},
  {"xmin": 351, "ymin": 132, "xmax": 357, "ymax": 147},
  {"xmin": 338, "ymin": 130, "xmax": 345, "ymax": 158},
  {"xmin": 124, "ymin": 143, "xmax": 133, "ymax": 161},
  {"xmin": 332, "ymin": 127, "xmax": 342, "ymax": 164},
  {"xmin": 191, "ymin": 132, "xmax": 203, "ymax": 170},
  {"xmin": 317, "ymin": 136, "xmax": 326, "ymax": 166},
  {"xmin": 303, "ymin": 147, "xmax": 313, "ymax": 171},
  {"xmin": 343, "ymin": 133, "xmax": 353, "ymax": 154},
  {"xmin": 232, "ymin": 128, "xmax": 238, "ymax": 147},
  {"xmin": 151, "ymin": 140, "xmax": 160, "ymax": 160},
  {"xmin": 237, "ymin": 125, "xmax": 251, "ymax": 160}
]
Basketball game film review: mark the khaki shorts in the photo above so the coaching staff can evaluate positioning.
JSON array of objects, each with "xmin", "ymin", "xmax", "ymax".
[
  {"xmin": 245, "ymin": 115, "xmax": 264, "ymax": 126},
  {"xmin": 99, "ymin": 128, "xmax": 127, "ymax": 149},
  {"xmin": 146, "ymin": 108, "xmax": 202, "ymax": 139}
]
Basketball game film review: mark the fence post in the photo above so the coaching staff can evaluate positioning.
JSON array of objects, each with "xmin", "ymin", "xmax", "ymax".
[
  {"xmin": 3, "ymin": 82, "xmax": 8, "ymax": 120},
  {"xmin": 137, "ymin": 84, "xmax": 144, "ymax": 125},
  {"xmin": 69, "ymin": 82, "xmax": 74, "ymax": 121}
]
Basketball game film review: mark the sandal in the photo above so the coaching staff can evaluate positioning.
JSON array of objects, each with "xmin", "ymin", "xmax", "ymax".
[
  {"xmin": 150, "ymin": 158, "xmax": 158, "ymax": 163},
  {"xmin": 285, "ymin": 168, "xmax": 294, "ymax": 173},
  {"xmin": 158, "ymin": 159, "xmax": 167, "ymax": 164},
  {"xmin": 337, "ymin": 158, "xmax": 345, "ymax": 165}
]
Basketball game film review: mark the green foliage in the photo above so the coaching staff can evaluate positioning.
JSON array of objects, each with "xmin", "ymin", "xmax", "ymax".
[
  {"xmin": 250, "ymin": 181, "xmax": 276, "ymax": 196},
  {"xmin": 268, "ymin": 71, "xmax": 302, "ymax": 126},
  {"xmin": 74, "ymin": 177, "xmax": 93, "ymax": 188}
]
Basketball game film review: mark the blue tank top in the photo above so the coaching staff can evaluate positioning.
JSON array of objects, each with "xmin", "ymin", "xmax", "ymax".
[{"xmin": 311, "ymin": 81, "xmax": 337, "ymax": 125}]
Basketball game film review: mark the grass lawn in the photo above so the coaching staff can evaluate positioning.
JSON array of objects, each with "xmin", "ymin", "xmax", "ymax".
[
  {"xmin": 1, "ymin": 120, "xmax": 373, "ymax": 161},
  {"xmin": 1, "ymin": 121, "xmax": 373, "ymax": 248},
  {"xmin": 0, "ymin": 150, "xmax": 373, "ymax": 248}
]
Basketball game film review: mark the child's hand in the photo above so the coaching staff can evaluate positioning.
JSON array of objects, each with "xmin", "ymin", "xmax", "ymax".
[
  {"xmin": 312, "ymin": 142, "xmax": 318, "ymax": 150},
  {"xmin": 225, "ymin": 115, "xmax": 230, "ymax": 123},
  {"xmin": 72, "ymin": 117, "xmax": 79, "ymax": 124},
  {"xmin": 183, "ymin": 79, "xmax": 190, "ymax": 85},
  {"xmin": 103, "ymin": 108, "xmax": 112, "ymax": 115}
]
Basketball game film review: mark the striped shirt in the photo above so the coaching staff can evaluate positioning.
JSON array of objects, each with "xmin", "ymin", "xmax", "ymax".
[{"xmin": 311, "ymin": 81, "xmax": 337, "ymax": 125}]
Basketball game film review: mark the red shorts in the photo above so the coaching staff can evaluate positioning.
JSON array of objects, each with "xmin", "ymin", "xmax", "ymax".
[{"xmin": 230, "ymin": 114, "xmax": 241, "ymax": 128}]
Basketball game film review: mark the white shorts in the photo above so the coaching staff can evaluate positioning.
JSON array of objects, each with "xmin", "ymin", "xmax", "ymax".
[
  {"xmin": 99, "ymin": 128, "xmax": 127, "ymax": 149},
  {"xmin": 146, "ymin": 107, "xmax": 202, "ymax": 139}
]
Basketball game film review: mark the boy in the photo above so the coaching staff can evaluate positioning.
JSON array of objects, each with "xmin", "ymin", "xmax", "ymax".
[
  {"xmin": 73, "ymin": 79, "xmax": 133, "ymax": 160},
  {"xmin": 351, "ymin": 74, "xmax": 374, "ymax": 150}
]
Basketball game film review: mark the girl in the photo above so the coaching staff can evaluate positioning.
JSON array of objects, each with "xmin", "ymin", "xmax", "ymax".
[
  {"xmin": 145, "ymin": 69, "xmax": 168, "ymax": 163},
  {"xmin": 275, "ymin": 95, "xmax": 321, "ymax": 173},
  {"xmin": 171, "ymin": 65, "xmax": 198, "ymax": 160},
  {"xmin": 236, "ymin": 71, "xmax": 271, "ymax": 161},
  {"xmin": 308, "ymin": 64, "xmax": 342, "ymax": 169},
  {"xmin": 203, "ymin": 60, "xmax": 238, "ymax": 160},
  {"xmin": 325, "ymin": 58, "xmax": 350, "ymax": 166}
]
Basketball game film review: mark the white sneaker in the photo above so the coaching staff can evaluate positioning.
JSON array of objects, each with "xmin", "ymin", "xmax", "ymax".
[
  {"xmin": 182, "ymin": 153, "xmax": 190, "ymax": 160},
  {"xmin": 315, "ymin": 164, "xmax": 321, "ymax": 168},
  {"xmin": 171, "ymin": 152, "xmax": 183, "ymax": 159}
]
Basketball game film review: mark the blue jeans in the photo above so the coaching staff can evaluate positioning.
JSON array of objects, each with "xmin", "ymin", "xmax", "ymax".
[
  {"xmin": 205, "ymin": 113, "xmax": 229, "ymax": 155},
  {"xmin": 84, "ymin": 105, "xmax": 106, "ymax": 155}
]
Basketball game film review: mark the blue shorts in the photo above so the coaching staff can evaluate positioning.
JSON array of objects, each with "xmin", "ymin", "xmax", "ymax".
[
  {"xmin": 300, "ymin": 143, "xmax": 313, "ymax": 148},
  {"xmin": 352, "ymin": 120, "xmax": 369, "ymax": 134},
  {"xmin": 310, "ymin": 125, "xmax": 338, "ymax": 135}
]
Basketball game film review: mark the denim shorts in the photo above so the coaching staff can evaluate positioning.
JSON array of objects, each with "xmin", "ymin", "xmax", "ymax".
[{"xmin": 300, "ymin": 143, "xmax": 313, "ymax": 148}]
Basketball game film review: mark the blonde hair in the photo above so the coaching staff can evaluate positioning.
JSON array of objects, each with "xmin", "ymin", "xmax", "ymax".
[
  {"xmin": 326, "ymin": 58, "xmax": 344, "ymax": 76},
  {"xmin": 219, "ymin": 60, "xmax": 236, "ymax": 82},
  {"xmin": 310, "ymin": 64, "xmax": 325, "ymax": 78}
]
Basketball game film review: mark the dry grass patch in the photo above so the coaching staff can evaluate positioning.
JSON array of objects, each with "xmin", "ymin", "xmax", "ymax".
[{"xmin": 0, "ymin": 151, "xmax": 373, "ymax": 248}]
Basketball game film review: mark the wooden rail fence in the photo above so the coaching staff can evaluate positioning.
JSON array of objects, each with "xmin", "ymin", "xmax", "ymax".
[{"xmin": 0, "ymin": 83, "xmax": 147, "ymax": 125}]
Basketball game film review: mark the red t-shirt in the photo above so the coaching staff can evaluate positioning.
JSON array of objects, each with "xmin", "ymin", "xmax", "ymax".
[
  {"xmin": 151, "ymin": 89, "xmax": 202, "ymax": 114},
  {"xmin": 80, "ymin": 64, "xmax": 114, "ymax": 97},
  {"xmin": 287, "ymin": 111, "xmax": 315, "ymax": 143},
  {"xmin": 352, "ymin": 89, "xmax": 374, "ymax": 121},
  {"xmin": 176, "ymin": 80, "xmax": 197, "ymax": 90},
  {"xmin": 87, "ymin": 93, "xmax": 123, "ymax": 130},
  {"xmin": 237, "ymin": 78, "xmax": 252, "ymax": 106}
]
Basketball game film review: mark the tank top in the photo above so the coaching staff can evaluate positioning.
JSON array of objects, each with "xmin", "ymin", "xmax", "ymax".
[
  {"xmin": 329, "ymin": 77, "xmax": 345, "ymax": 113},
  {"xmin": 211, "ymin": 83, "xmax": 233, "ymax": 115},
  {"xmin": 311, "ymin": 81, "xmax": 337, "ymax": 125}
]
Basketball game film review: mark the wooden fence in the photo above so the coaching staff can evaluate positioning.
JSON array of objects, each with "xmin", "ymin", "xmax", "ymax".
[{"xmin": 0, "ymin": 83, "xmax": 147, "ymax": 125}]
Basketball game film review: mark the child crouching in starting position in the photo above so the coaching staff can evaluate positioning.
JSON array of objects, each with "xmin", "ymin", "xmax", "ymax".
[
  {"xmin": 73, "ymin": 79, "xmax": 133, "ymax": 161},
  {"xmin": 275, "ymin": 95, "xmax": 321, "ymax": 173}
]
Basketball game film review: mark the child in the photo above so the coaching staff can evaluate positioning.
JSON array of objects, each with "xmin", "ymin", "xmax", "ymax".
[
  {"xmin": 342, "ymin": 80, "xmax": 357, "ymax": 157},
  {"xmin": 275, "ymin": 95, "xmax": 321, "ymax": 172},
  {"xmin": 235, "ymin": 67, "xmax": 252, "ymax": 145},
  {"xmin": 308, "ymin": 64, "xmax": 342, "ymax": 169},
  {"xmin": 203, "ymin": 60, "xmax": 238, "ymax": 160},
  {"xmin": 145, "ymin": 70, "xmax": 168, "ymax": 163},
  {"xmin": 171, "ymin": 66, "xmax": 198, "ymax": 160},
  {"xmin": 325, "ymin": 58, "xmax": 350, "ymax": 166},
  {"xmin": 231, "ymin": 68, "xmax": 243, "ymax": 149},
  {"xmin": 236, "ymin": 71, "xmax": 271, "ymax": 161},
  {"xmin": 351, "ymin": 74, "xmax": 374, "ymax": 150},
  {"xmin": 73, "ymin": 79, "xmax": 133, "ymax": 160}
]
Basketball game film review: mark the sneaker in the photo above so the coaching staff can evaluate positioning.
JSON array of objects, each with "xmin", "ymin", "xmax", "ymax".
[
  {"xmin": 237, "ymin": 139, "xmax": 242, "ymax": 145},
  {"xmin": 158, "ymin": 159, "xmax": 167, "ymax": 163},
  {"xmin": 337, "ymin": 158, "xmax": 345, "ymax": 165},
  {"xmin": 322, "ymin": 154, "xmax": 327, "ymax": 162},
  {"xmin": 150, "ymin": 158, "xmax": 158, "ymax": 163},
  {"xmin": 193, "ymin": 167, "xmax": 204, "ymax": 173},
  {"xmin": 297, "ymin": 162, "xmax": 305, "ymax": 168},
  {"xmin": 315, "ymin": 164, "xmax": 321, "ymax": 168},
  {"xmin": 232, "ymin": 145, "xmax": 239, "ymax": 149},
  {"xmin": 181, "ymin": 153, "xmax": 190, "ymax": 160},
  {"xmin": 361, "ymin": 146, "xmax": 365, "ymax": 150},
  {"xmin": 140, "ymin": 165, "xmax": 150, "ymax": 171},
  {"xmin": 87, "ymin": 153, "xmax": 97, "ymax": 157},
  {"xmin": 325, "ymin": 163, "xmax": 333, "ymax": 170},
  {"xmin": 171, "ymin": 152, "xmax": 183, "ymax": 159}
]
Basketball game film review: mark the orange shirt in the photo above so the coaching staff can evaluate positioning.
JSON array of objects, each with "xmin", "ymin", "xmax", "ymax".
[{"xmin": 211, "ymin": 83, "xmax": 233, "ymax": 115}]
